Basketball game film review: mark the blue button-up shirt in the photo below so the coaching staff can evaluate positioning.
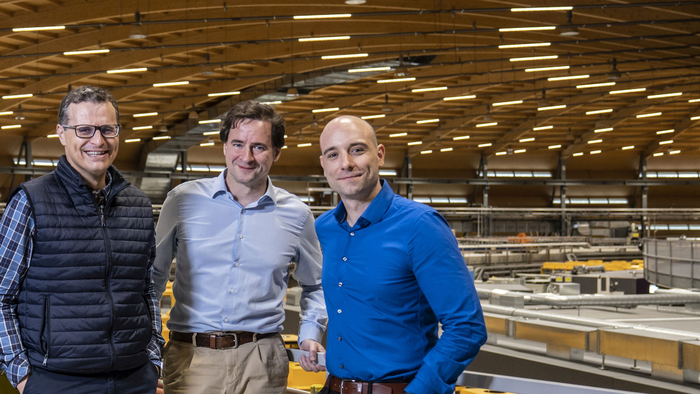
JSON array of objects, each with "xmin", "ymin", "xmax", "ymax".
[
  {"xmin": 154, "ymin": 172, "xmax": 327, "ymax": 343},
  {"xmin": 316, "ymin": 180, "xmax": 487, "ymax": 394}
]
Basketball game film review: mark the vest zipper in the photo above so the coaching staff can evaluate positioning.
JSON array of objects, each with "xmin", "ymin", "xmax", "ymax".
[
  {"xmin": 100, "ymin": 202, "xmax": 117, "ymax": 369},
  {"xmin": 42, "ymin": 295, "xmax": 51, "ymax": 366}
]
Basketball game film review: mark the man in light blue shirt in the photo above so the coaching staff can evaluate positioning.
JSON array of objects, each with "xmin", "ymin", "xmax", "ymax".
[{"xmin": 153, "ymin": 101, "xmax": 327, "ymax": 394}]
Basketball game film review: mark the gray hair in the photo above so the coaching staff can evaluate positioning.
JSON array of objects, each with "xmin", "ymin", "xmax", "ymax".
[{"xmin": 58, "ymin": 86, "xmax": 119, "ymax": 125}]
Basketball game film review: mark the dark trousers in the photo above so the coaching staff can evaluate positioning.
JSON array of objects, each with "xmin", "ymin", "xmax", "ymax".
[{"xmin": 24, "ymin": 361, "xmax": 158, "ymax": 394}]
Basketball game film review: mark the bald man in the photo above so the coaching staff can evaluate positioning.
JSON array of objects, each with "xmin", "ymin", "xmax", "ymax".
[{"xmin": 308, "ymin": 115, "xmax": 487, "ymax": 394}]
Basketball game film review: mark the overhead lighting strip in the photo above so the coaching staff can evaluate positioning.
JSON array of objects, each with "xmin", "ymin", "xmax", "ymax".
[
  {"xmin": 153, "ymin": 81, "xmax": 189, "ymax": 87},
  {"xmin": 648, "ymin": 92, "xmax": 682, "ymax": 99},
  {"xmin": 610, "ymin": 87, "xmax": 646, "ymax": 94},
  {"xmin": 526, "ymin": 65, "xmax": 569, "ymax": 72},
  {"xmin": 293, "ymin": 14, "xmax": 352, "ymax": 19},
  {"xmin": 64, "ymin": 49, "xmax": 110, "ymax": 56},
  {"xmin": 538, "ymin": 105, "xmax": 566, "ymax": 111},
  {"xmin": 208, "ymin": 91, "xmax": 240, "ymax": 97},
  {"xmin": 444, "ymin": 95, "xmax": 475, "ymax": 101},
  {"xmin": 299, "ymin": 36, "xmax": 350, "ymax": 42},
  {"xmin": 348, "ymin": 67, "xmax": 391, "ymax": 73},
  {"xmin": 499, "ymin": 42, "xmax": 550, "ymax": 49},
  {"xmin": 586, "ymin": 109, "xmax": 613, "ymax": 115},
  {"xmin": 377, "ymin": 77, "xmax": 416, "ymax": 84},
  {"xmin": 322, "ymin": 53, "xmax": 368, "ymax": 60},
  {"xmin": 412, "ymin": 87, "xmax": 447, "ymax": 93},
  {"xmin": 510, "ymin": 55, "xmax": 558, "ymax": 62},
  {"xmin": 511, "ymin": 6, "xmax": 572, "ymax": 12},
  {"xmin": 106, "ymin": 68, "xmax": 147, "ymax": 74},
  {"xmin": 548, "ymin": 75, "xmax": 589, "ymax": 81},
  {"xmin": 577, "ymin": 82, "xmax": 616, "ymax": 89},
  {"xmin": 13, "ymin": 25, "xmax": 65, "ymax": 32},
  {"xmin": 499, "ymin": 26, "xmax": 556, "ymax": 32}
]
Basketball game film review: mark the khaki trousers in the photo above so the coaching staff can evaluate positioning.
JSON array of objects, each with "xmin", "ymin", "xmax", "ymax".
[{"xmin": 163, "ymin": 334, "xmax": 289, "ymax": 394}]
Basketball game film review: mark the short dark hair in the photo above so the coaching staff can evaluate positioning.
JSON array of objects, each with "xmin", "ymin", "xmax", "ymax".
[
  {"xmin": 58, "ymin": 86, "xmax": 120, "ymax": 125},
  {"xmin": 219, "ymin": 100, "xmax": 285, "ymax": 150}
]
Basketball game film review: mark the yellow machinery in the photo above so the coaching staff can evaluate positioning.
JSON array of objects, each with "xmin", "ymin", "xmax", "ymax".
[{"xmin": 541, "ymin": 259, "xmax": 643, "ymax": 274}]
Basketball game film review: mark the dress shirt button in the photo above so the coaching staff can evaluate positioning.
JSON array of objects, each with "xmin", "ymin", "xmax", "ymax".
[
  {"xmin": 342, "ymin": 257, "xmax": 347, "ymax": 262},
  {"xmin": 241, "ymin": 209, "xmax": 246, "ymax": 213},
  {"xmin": 224, "ymin": 318, "xmax": 229, "ymax": 322},
  {"xmin": 338, "ymin": 282, "xmax": 343, "ymax": 287},
  {"xmin": 239, "ymin": 234, "xmax": 243, "ymax": 239},
  {"xmin": 235, "ymin": 262, "xmax": 240, "ymax": 267},
  {"xmin": 350, "ymin": 232, "xmax": 355, "ymax": 236},
  {"xmin": 230, "ymin": 289, "xmax": 235, "ymax": 294},
  {"xmin": 338, "ymin": 337, "xmax": 342, "ymax": 341},
  {"xmin": 337, "ymin": 309, "xmax": 342, "ymax": 314},
  {"xmin": 340, "ymin": 364, "xmax": 344, "ymax": 369}
]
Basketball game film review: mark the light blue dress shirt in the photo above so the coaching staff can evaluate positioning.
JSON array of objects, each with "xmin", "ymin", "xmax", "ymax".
[{"xmin": 153, "ymin": 171, "xmax": 327, "ymax": 343}]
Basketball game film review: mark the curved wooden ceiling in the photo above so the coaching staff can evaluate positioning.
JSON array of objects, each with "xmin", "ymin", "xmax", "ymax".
[{"xmin": 0, "ymin": 0, "xmax": 699, "ymax": 204}]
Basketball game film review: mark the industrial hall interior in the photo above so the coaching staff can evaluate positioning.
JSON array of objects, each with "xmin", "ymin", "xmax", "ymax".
[{"xmin": 0, "ymin": 0, "xmax": 699, "ymax": 393}]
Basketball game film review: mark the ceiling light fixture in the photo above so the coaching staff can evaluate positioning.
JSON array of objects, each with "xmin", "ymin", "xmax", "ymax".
[
  {"xmin": 659, "ymin": 140, "xmax": 673, "ymax": 145},
  {"xmin": 533, "ymin": 125, "xmax": 553, "ymax": 131},
  {"xmin": 548, "ymin": 75, "xmax": 589, "ymax": 81},
  {"xmin": 453, "ymin": 136, "xmax": 470, "ymax": 140},
  {"xmin": 588, "ymin": 139, "xmax": 602, "ymax": 144},
  {"xmin": 2, "ymin": 94, "xmax": 33, "ymax": 99},
  {"xmin": 1, "ymin": 125, "xmax": 21, "ymax": 129},
  {"xmin": 322, "ymin": 53, "xmax": 368, "ymax": 60},
  {"xmin": 492, "ymin": 100, "xmax": 523, "ymax": 106},
  {"xmin": 586, "ymin": 109, "xmax": 613, "ymax": 115},
  {"xmin": 476, "ymin": 122, "xmax": 498, "ymax": 127},
  {"xmin": 689, "ymin": 99, "xmax": 700, "ymax": 103},
  {"xmin": 519, "ymin": 138, "xmax": 535, "ymax": 142},
  {"xmin": 526, "ymin": 65, "xmax": 569, "ymax": 72},
  {"xmin": 312, "ymin": 107, "xmax": 339, "ymax": 113},
  {"xmin": 377, "ymin": 77, "xmax": 416, "ymax": 84},
  {"xmin": 648, "ymin": 92, "xmax": 683, "ymax": 99},
  {"xmin": 293, "ymin": 14, "xmax": 352, "ymax": 19},
  {"xmin": 299, "ymin": 36, "xmax": 350, "ymax": 42},
  {"xmin": 610, "ymin": 87, "xmax": 646, "ymax": 94},
  {"xmin": 412, "ymin": 87, "xmax": 447, "ymax": 93},
  {"xmin": 637, "ymin": 112, "xmax": 662, "ymax": 118},
  {"xmin": 478, "ymin": 143, "xmax": 492, "ymax": 148},
  {"xmin": 361, "ymin": 114, "xmax": 385, "ymax": 120},
  {"xmin": 208, "ymin": 91, "xmax": 240, "ymax": 97},
  {"xmin": 669, "ymin": 150, "xmax": 681, "ymax": 155},
  {"xmin": 125, "ymin": 138, "xmax": 141, "ymax": 143},
  {"xmin": 577, "ymin": 82, "xmax": 616, "ymax": 89},
  {"xmin": 573, "ymin": 152, "xmax": 584, "ymax": 156},
  {"xmin": 153, "ymin": 81, "xmax": 189, "ymax": 87},
  {"xmin": 691, "ymin": 115, "xmax": 700, "ymax": 120},
  {"xmin": 594, "ymin": 127, "xmax": 613, "ymax": 133},
  {"xmin": 260, "ymin": 101, "xmax": 282, "ymax": 105},
  {"xmin": 203, "ymin": 131, "xmax": 219, "ymax": 136},
  {"xmin": 622, "ymin": 145, "xmax": 635, "ymax": 150},
  {"xmin": 499, "ymin": 26, "xmax": 556, "ymax": 32},
  {"xmin": 133, "ymin": 126, "xmax": 152, "ymax": 130},
  {"xmin": 198, "ymin": 119, "xmax": 221, "ymax": 124},
  {"xmin": 417, "ymin": 119, "xmax": 439, "ymax": 124},
  {"xmin": 653, "ymin": 152, "xmax": 664, "ymax": 157},
  {"xmin": 538, "ymin": 105, "xmax": 566, "ymax": 111},
  {"xmin": 64, "ymin": 49, "xmax": 110, "ymax": 56},
  {"xmin": 607, "ymin": 58, "xmax": 622, "ymax": 80},
  {"xmin": 133, "ymin": 112, "xmax": 158, "ymax": 117},
  {"xmin": 590, "ymin": 150, "xmax": 601, "ymax": 154},
  {"xmin": 153, "ymin": 136, "xmax": 171, "ymax": 140},
  {"xmin": 0, "ymin": 111, "xmax": 13, "ymax": 116},
  {"xmin": 348, "ymin": 66, "xmax": 391, "ymax": 73},
  {"xmin": 129, "ymin": 12, "xmax": 147, "ymax": 39},
  {"xmin": 200, "ymin": 141, "xmax": 215, "ymax": 147},
  {"xmin": 47, "ymin": 134, "xmax": 59, "ymax": 138},
  {"xmin": 496, "ymin": 151, "xmax": 507, "ymax": 156},
  {"xmin": 444, "ymin": 95, "xmax": 476, "ymax": 101},
  {"xmin": 510, "ymin": 55, "xmax": 558, "ymax": 62},
  {"xmin": 440, "ymin": 148, "xmax": 453, "ymax": 152},
  {"xmin": 106, "ymin": 67, "xmax": 147, "ymax": 74},
  {"xmin": 514, "ymin": 149, "xmax": 526, "ymax": 154},
  {"xmin": 499, "ymin": 42, "xmax": 551, "ymax": 49},
  {"xmin": 421, "ymin": 150, "xmax": 433, "ymax": 154},
  {"xmin": 13, "ymin": 25, "xmax": 65, "ymax": 32},
  {"xmin": 559, "ymin": 10, "xmax": 579, "ymax": 36},
  {"xmin": 298, "ymin": 143, "xmax": 312, "ymax": 147},
  {"xmin": 389, "ymin": 132, "xmax": 407, "ymax": 137},
  {"xmin": 656, "ymin": 129, "xmax": 674, "ymax": 134},
  {"xmin": 549, "ymin": 145, "xmax": 562, "ymax": 149},
  {"xmin": 408, "ymin": 141, "xmax": 422, "ymax": 146},
  {"xmin": 512, "ymin": 6, "xmax": 572, "ymax": 12}
]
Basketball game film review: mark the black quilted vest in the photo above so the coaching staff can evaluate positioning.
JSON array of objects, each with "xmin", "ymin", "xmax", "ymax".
[{"xmin": 14, "ymin": 156, "xmax": 154, "ymax": 374}]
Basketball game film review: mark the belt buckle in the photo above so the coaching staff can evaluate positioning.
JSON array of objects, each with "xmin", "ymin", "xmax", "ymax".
[
  {"xmin": 232, "ymin": 332, "xmax": 239, "ymax": 348},
  {"xmin": 340, "ymin": 379, "xmax": 355, "ymax": 394}
]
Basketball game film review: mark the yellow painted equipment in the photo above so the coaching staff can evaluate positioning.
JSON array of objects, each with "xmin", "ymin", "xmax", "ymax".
[{"xmin": 541, "ymin": 260, "xmax": 644, "ymax": 274}]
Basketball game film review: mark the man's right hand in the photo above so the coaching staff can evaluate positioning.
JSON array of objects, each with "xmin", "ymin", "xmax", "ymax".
[{"xmin": 16, "ymin": 375, "xmax": 27, "ymax": 394}]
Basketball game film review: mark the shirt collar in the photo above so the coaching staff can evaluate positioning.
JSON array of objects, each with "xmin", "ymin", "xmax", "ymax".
[
  {"xmin": 333, "ymin": 179, "xmax": 393, "ymax": 228},
  {"xmin": 212, "ymin": 169, "xmax": 277, "ymax": 206}
]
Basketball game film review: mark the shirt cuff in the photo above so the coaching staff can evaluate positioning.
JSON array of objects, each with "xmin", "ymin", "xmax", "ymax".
[
  {"xmin": 6, "ymin": 354, "xmax": 30, "ymax": 388},
  {"xmin": 297, "ymin": 322, "xmax": 325, "ymax": 346}
]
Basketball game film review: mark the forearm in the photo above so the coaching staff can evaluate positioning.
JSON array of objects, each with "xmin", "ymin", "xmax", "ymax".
[{"xmin": 298, "ymin": 283, "xmax": 327, "ymax": 344}]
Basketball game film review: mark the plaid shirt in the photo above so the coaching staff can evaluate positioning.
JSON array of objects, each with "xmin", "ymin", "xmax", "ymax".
[{"xmin": 0, "ymin": 187, "xmax": 163, "ymax": 387}]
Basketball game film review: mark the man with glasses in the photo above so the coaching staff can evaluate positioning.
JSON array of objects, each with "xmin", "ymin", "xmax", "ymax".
[{"xmin": 0, "ymin": 86, "xmax": 163, "ymax": 393}]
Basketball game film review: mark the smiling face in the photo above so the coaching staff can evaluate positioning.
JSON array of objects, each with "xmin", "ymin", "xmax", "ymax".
[
  {"xmin": 319, "ymin": 116, "xmax": 385, "ymax": 204},
  {"xmin": 222, "ymin": 118, "xmax": 281, "ymax": 197},
  {"xmin": 57, "ymin": 101, "xmax": 119, "ymax": 190}
]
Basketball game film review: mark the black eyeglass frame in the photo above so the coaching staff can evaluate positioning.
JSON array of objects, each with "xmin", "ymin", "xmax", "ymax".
[{"xmin": 59, "ymin": 124, "xmax": 121, "ymax": 139}]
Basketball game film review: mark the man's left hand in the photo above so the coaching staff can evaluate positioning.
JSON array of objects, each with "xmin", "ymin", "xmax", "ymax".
[{"xmin": 299, "ymin": 339, "xmax": 326, "ymax": 373}]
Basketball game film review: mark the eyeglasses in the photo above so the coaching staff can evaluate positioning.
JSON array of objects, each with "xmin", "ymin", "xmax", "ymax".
[{"xmin": 60, "ymin": 124, "xmax": 120, "ymax": 139}]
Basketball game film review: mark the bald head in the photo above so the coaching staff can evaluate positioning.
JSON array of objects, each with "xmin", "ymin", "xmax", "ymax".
[{"xmin": 321, "ymin": 115, "xmax": 377, "ymax": 152}]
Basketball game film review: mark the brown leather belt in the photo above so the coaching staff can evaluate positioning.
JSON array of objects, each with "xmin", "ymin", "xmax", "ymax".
[
  {"xmin": 327, "ymin": 376, "xmax": 409, "ymax": 394},
  {"xmin": 170, "ymin": 330, "xmax": 277, "ymax": 349}
]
